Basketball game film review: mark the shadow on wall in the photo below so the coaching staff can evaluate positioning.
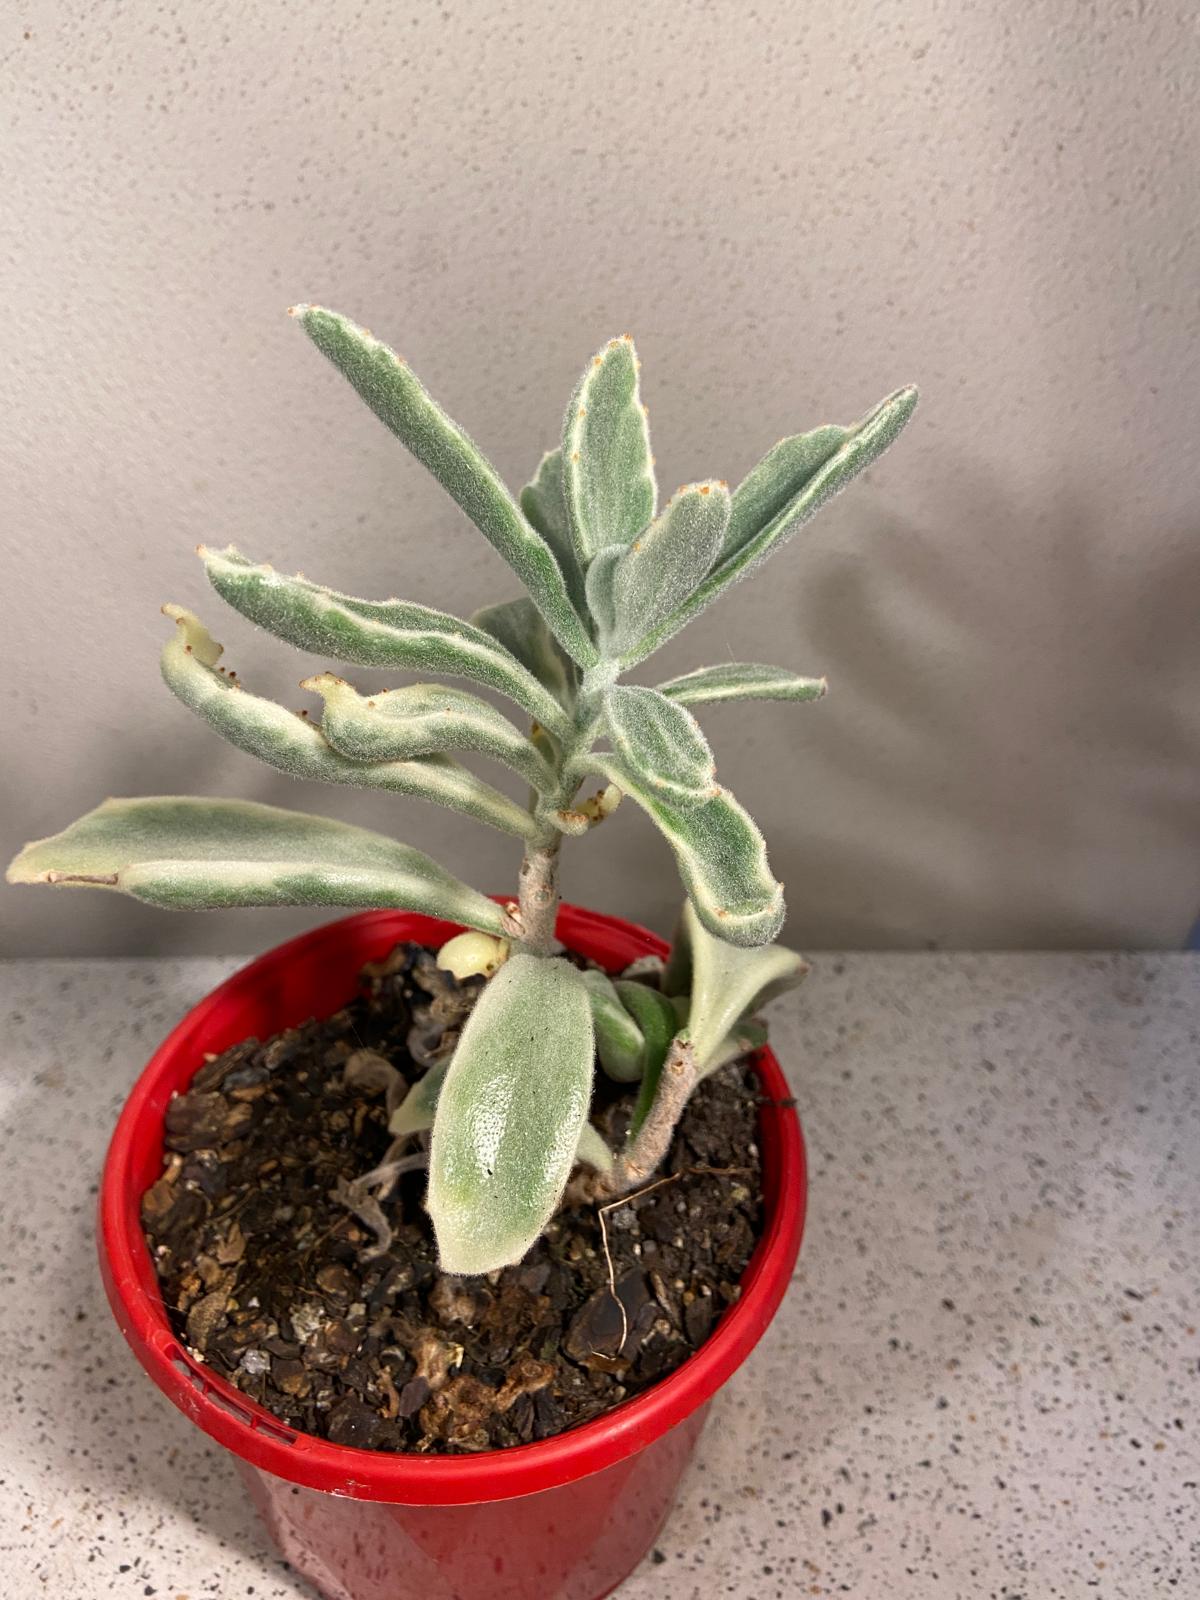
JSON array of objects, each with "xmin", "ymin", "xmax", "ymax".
[{"xmin": 769, "ymin": 459, "xmax": 1200, "ymax": 950}]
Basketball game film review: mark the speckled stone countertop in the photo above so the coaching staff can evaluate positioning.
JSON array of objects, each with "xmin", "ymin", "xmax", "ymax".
[{"xmin": 1, "ymin": 953, "xmax": 1197, "ymax": 1598}]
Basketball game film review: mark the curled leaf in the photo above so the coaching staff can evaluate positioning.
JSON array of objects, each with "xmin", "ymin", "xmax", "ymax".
[
  {"xmin": 160, "ymin": 608, "xmax": 538, "ymax": 840},
  {"xmin": 202, "ymin": 546, "xmax": 573, "ymax": 740},
  {"xmin": 302, "ymin": 673, "xmax": 557, "ymax": 794},
  {"xmin": 591, "ymin": 753, "xmax": 784, "ymax": 948}
]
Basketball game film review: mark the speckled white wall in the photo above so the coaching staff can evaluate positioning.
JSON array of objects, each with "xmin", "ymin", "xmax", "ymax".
[{"xmin": 3, "ymin": 0, "xmax": 1198, "ymax": 956}]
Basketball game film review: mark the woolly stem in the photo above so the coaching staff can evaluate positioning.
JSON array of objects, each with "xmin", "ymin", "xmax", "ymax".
[
  {"xmin": 592, "ymin": 1036, "xmax": 698, "ymax": 1198},
  {"xmin": 517, "ymin": 838, "xmax": 562, "ymax": 955}
]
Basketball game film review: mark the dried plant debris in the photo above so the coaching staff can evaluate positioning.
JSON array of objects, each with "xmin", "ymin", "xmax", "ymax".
[{"xmin": 142, "ymin": 942, "xmax": 763, "ymax": 1455}]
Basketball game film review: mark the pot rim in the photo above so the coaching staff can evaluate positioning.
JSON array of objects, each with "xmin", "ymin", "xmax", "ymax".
[{"xmin": 98, "ymin": 903, "xmax": 806, "ymax": 1505}]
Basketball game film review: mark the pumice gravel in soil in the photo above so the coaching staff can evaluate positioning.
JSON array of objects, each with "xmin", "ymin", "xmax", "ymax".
[{"xmin": 142, "ymin": 942, "xmax": 764, "ymax": 1454}]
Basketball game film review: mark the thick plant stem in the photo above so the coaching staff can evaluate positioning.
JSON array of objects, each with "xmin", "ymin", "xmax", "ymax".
[
  {"xmin": 593, "ymin": 1037, "xmax": 698, "ymax": 1199},
  {"xmin": 517, "ymin": 839, "xmax": 562, "ymax": 955}
]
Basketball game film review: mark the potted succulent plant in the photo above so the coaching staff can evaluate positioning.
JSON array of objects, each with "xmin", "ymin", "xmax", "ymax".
[{"xmin": 7, "ymin": 306, "xmax": 915, "ymax": 1600}]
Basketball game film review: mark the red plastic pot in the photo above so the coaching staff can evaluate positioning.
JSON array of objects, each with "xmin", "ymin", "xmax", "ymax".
[{"xmin": 99, "ymin": 904, "xmax": 806, "ymax": 1600}]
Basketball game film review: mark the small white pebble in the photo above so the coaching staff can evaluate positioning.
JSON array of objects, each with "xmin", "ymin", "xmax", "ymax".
[{"xmin": 289, "ymin": 1302, "xmax": 325, "ymax": 1343}]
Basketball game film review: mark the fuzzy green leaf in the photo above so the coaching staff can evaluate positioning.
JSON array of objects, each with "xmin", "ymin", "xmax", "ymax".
[
  {"xmin": 519, "ymin": 450, "xmax": 588, "ymax": 618},
  {"xmin": 575, "ymin": 1122, "xmax": 614, "ymax": 1175},
  {"xmin": 623, "ymin": 980, "xmax": 685, "ymax": 1140},
  {"xmin": 389, "ymin": 1060, "xmax": 449, "ymax": 1138},
  {"xmin": 670, "ymin": 901, "xmax": 807, "ymax": 1073},
  {"xmin": 303, "ymin": 673, "xmax": 556, "ymax": 794},
  {"xmin": 582, "ymin": 542, "xmax": 625, "ymax": 650},
  {"xmin": 292, "ymin": 306, "xmax": 597, "ymax": 667},
  {"xmin": 562, "ymin": 335, "xmax": 656, "ymax": 565},
  {"xmin": 6, "ymin": 796, "xmax": 507, "ymax": 928},
  {"xmin": 591, "ymin": 754, "xmax": 784, "ymax": 947},
  {"xmin": 657, "ymin": 662, "xmax": 828, "ymax": 707},
  {"xmin": 615, "ymin": 979, "xmax": 677, "ymax": 1061},
  {"xmin": 603, "ymin": 684, "xmax": 717, "ymax": 810},
  {"xmin": 202, "ymin": 547, "xmax": 572, "ymax": 740},
  {"xmin": 608, "ymin": 483, "xmax": 730, "ymax": 660},
  {"xmin": 625, "ymin": 387, "xmax": 918, "ymax": 665},
  {"xmin": 428, "ymin": 955, "xmax": 594, "ymax": 1274},
  {"xmin": 720, "ymin": 426, "xmax": 849, "ymax": 562},
  {"xmin": 470, "ymin": 596, "xmax": 578, "ymax": 711},
  {"xmin": 582, "ymin": 968, "xmax": 644, "ymax": 1082},
  {"xmin": 662, "ymin": 933, "xmax": 691, "ymax": 999},
  {"xmin": 161, "ymin": 608, "xmax": 538, "ymax": 840},
  {"xmin": 615, "ymin": 980, "xmax": 678, "ymax": 1102},
  {"xmin": 705, "ymin": 1018, "xmax": 769, "ymax": 1073}
]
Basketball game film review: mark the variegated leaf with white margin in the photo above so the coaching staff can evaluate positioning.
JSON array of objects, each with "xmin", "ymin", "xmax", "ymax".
[
  {"xmin": 427, "ymin": 955, "xmax": 594, "ymax": 1274},
  {"xmin": 581, "ymin": 967, "xmax": 644, "ymax": 1082},
  {"xmin": 160, "ymin": 609, "xmax": 538, "ymax": 840},
  {"xmin": 202, "ymin": 547, "xmax": 572, "ymax": 740},
  {"xmin": 292, "ymin": 306, "xmax": 597, "ymax": 667},
  {"xmin": 519, "ymin": 449, "xmax": 588, "ymax": 619},
  {"xmin": 590, "ymin": 753, "xmax": 784, "ymax": 947},
  {"xmin": 562, "ymin": 335, "xmax": 656, "ymax": 565},
  {"xmin": 657, "ymin": 662, "xmax": 827, "ymax": 707},
  {"xmin": 623, "ymin": 386, "xmax": 918, "ymax": 666},
  {"xmin": 302, "ymin": 673, "xmax": 557, "ymax": 794},
  {"xmin": 470, "ymin": 596, "xmax": 578, "ymax": 710},
  {"xmin": 607, "ymin": 482, "xmax": 730, "ymax": 660},
  {"xmin": 603, "ymin": 684, "xmax": 717, "ymax": 809},
  {"xmin": 669, "ymin": 899, "xmax": 807, "ymax": 1073},
  {"xmin": 5, "ymin": 796, "xmax": 507, "ymax": 929}
]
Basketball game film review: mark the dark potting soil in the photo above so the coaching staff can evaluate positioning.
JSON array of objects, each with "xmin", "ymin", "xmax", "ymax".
[{"xmin": 141, "ymin": 942, "xmax": 764, "ymax": 1455}]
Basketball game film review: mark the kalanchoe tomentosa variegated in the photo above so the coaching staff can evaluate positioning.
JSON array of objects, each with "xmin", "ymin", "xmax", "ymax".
[{"xmin": 7, "ymin": 308, "xmax": 917, "ymax": 1274}]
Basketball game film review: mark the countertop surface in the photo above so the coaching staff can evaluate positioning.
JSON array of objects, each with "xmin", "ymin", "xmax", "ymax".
[{"xmin": 0, "ymin": 951, "xmax": 1197, "ymax": 1599}]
